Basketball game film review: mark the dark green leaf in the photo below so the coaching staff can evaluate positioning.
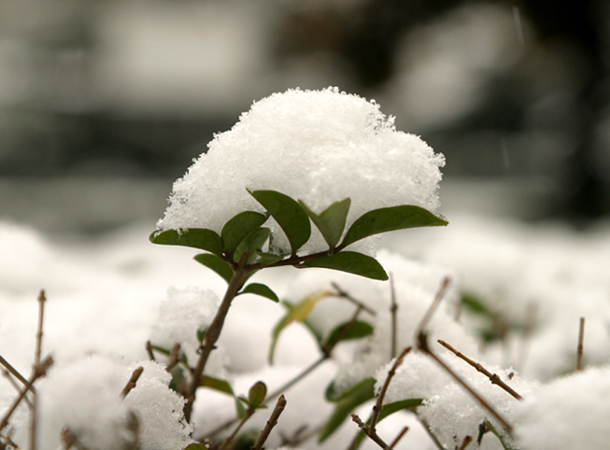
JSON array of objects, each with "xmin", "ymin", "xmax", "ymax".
[
  {"xmin": 194, "ymin": 253, "xmax": 233, "ymax": 284},
  {"xmin": 241, "ymin": 283, "xmax": 279, "ymax": 302},
  {"xmin": 250, "ymin": 190, "xmax": 311, "ymax": 253},
  {"xmin": 200, "ymin": 375, "xmax": 235, "ymax": 395},
  {"xmin": 248, "ymin": 381, "xmax": 267, "ymax": 407},
  {"xmin": 299, "ymin": 198, "xmax": 351, "ymax": 249},
  {"xmin": 149, "ymin": 344, "xmax": 170, "ymax": 356},
  {"xmin": 318, "ymin": 378, "xmax": 376, "ymax": 442},
  {"xmin": 221, "ymin": 211, "xmax": 268, "ymax": 256},
  {"xmin": 341, "ymin": 205, "xmax": 447, "ymax": 249},
  {"xmin": 269, "ymin": 292, "xmax": 330, "ymax": 364},
  {"xmin": 233, "ymin": 227, "xmax": 271, "ymax": 264},
  {"xmin": 149, "ymin": 228, "xmax": 223, "ymax": 256},
  {"xmin": 258, "ymin": 252, "xmax": 284, "ymax": 268},
  {"xmin": 196, "ymin": 327, "xmax": 207, "ymax": 345},
  {"xmin": 303, "ymin": 251, "xmax": 388, "ymax": 281},
  {"xmin": 461, "ymin": 293, "xmax": 491, "ymax": 316},
  {"xmin": 324, "ymin": 321, "xmax": 374, "ymax": 349},
  {"xmin": 184, "ymin": 443, "xmax": 207, "ymax": 450},
  {"xmin": 351, "ymin": 399, "xmax": 424, "ymax": 449}
]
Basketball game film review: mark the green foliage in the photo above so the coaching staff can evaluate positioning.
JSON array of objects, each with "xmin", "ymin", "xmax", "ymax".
[
  {"xmin": 237, "ymin": 381, "xmax": 268, "ymax": 411},
  {"xmin": 232, "ymin": 227, "xmax": 271, "ymax": 264},
  {"xmin": 484, "ymin": 420, "xmax": 519, "ymax": 450},
  {"xmin": 341, "ymin": 205, "xmax": 447, "ymax": 248},
  {"xmin": 318, "ymin": 377, "xmax": 376, "ymax": 442},
  {"xmin": 149, "ymin": 228, "xmax": 223, "ymax": 256},
  {"xmin": 240, "ymin": 283, "xmax": 279, "ymax": 302},
  {"xmin": 250, "ymin": 190, "xmax": 311, "ymax": 254},
  {"xmin": 323, "ymin": 320, "xmax": 374, "ymax": 349},
  {"xmin": 221, "ymin": 211, "xmax": 269, "ymax": 259},
  {"xmin": 299, "ymin": 198, "xmax": 351, "ymax": 250},
  {"xmin": 201, "ymin": 375, "xmax": 247, "ymax": 419},
  {"xmin": 303, "ymin": 251, "xmax": 389, "ymax": 281},
  {"xmin": 184, "ymin": 444, "xmax": 207, "ymax": 450},
  {"xmin": 268, "ymin": 292, "xmax": 330, "ymax": 364},
  {"xmin": 194, "ymin": 253, "xmax": 233, "ymax": 283}
]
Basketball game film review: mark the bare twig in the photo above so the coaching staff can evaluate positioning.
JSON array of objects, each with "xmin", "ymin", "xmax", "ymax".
[
  {"xmin": 417, "ymin": 417, "xmax": 448, "ymax": 450},
  {"xmin": 62, "ymin": 427, "xmax": 93, "ymax": 450},
  {"xmin": 0, "ymin": 355, "xmax": 30, "ymax": 389},
  {"xmin": 145, "ymin": 341, "xmax": 155, "ymax": 361},
  {"xmin": 437, "ymin": 340, "xmax": 523, "ymax": 400},
  {"xmin": 351, "ymin": 414, "xmax": 391, "ymax": 450},
  {"xmin": 388, "ymin": 426, "xmax": 409, "ymax": 449},
  {"xmin": 120, "ymin": 367, "xmax": 144, "ymax": 399},
  {"xmin": 31, "ymin": 289, "xmax": 47, "ymax": 450},
  {"xmin": 458, "ymin": 435, "xmax": 473, "ymax": 450},
  {"xmin": 331, "ymin": 282, "xmax": 377, "ymax": 316},
  {"xmin": 0, "ymin": 431, "xmax": 20, "ymax": 449},
  {"xmin": 219, "ymin": 409, "xmax": 254, "ymax": 450},
  {"xmin": 415, "ymin": 277, "xmax": 451, "ymax": 338},
  {"xmin": 389, "ymin": 274, "xmax": 397, "ymax": 359},
  {"xmin": 166, "ymin": 344, "xmax": 181, "ymax": 372},
  {"xmin": 370, "ymin": 347, "xmax": 411, "ymax": 432},
  {"xmin": 0, "ymin": 356, "xmax": 53, "ymax": 432},
  {"xmin": 577, "ymin": 317, "xmax": 585, "ymax": 371},
  {"xmin": 2, "ymin": 370, "xmax": 34, "ymax": 408},
  {"xmin": 251, "ymin": 395, "xmax": 287, "ymax": 450},
  {"xmin": 34, "ymin": 290, "xmax": 46, "ymax": 366}
]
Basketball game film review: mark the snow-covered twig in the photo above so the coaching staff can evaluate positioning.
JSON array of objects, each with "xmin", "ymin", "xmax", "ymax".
[{"xmin": 120, "ymin": 366, "xmax": 144, "ymax": 400}]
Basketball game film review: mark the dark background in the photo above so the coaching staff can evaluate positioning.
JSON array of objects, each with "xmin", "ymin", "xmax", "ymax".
[{"xmin": 1, "ymin": 0, "xmax": 609, "ymax": 232}]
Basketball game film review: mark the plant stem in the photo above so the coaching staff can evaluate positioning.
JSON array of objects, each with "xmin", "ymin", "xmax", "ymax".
[
  {"xmin": 251, "ymin": 395, "xmax": 287, "ymax": 450},
  {"xmin": 184, "ymin": 257, "xmax": 251, "ymax": 422},
  {"xmin": 576, "ymin": 317, "xmax": 585, "ymax": 371}
]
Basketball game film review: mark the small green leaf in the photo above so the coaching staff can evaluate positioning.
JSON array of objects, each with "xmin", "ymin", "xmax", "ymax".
[
  {"xmin": 299, "ymin": 198, "xmax": 351, "ymax": 249},
  {"xmin": 233, "ymin": 227, "xmax": 271, "ymax": 264},
  {"xmin": 241, "ymin": 283, "xmax": 279, "ymax": 302},
  {"xmin": 258, "ymin": 252, "xmax": 284, "ymax": 268},
  {"xmin": 318, "ymin": 378, "xmax": 376, "ymax": 442},
  {"xmin": 250, "ymin": 190, "xmax": 311, "ymax": 253},
  {"xmin": 196, "ymin": 327, "xmax": 207, "ymax": 345},
  {"xmin": 269, "ymin": 292, "xmax": 331, "ymax": 364},
  {"xmin": 461, "ymin": 293, "xmax": 491, "ymax": 316},
  {"xmin": 484, "ymin": 420, "xmax": 518, "ymax": 450},
  {"xmin": 149, "ymin": 228, "xmax": 223, "ymax": 256},
  {"xmin": 341, "ymin": 205, "xmax": 447, "ymax": 249},
  {"xmin": 200, "ymin": 375, "xmax": 235, "ymax": 395},
  {"xmin": 194, "ymin": 253, "xmax": 234, "ymax": 284},
  {"xmin": 351, "ymin": 399, "xmax": 424, "ymax": 449},
  {"xmin": 248, "ymin": 381, "xmax": 267, "ymax": 408},
  {"xmin": 324, "ymin": 320, "xmax": 374, "ymax": 349},
  {"xmin": 184, "ymin": 443, "xmax": 207, "ymax": 450},
  {"xmin": 221, "ymin": 211, "xmax": 268, "ymax": 256},
  {"xmin": 303, "ymin": 251, "xmax": 389, "ymax": 281}
]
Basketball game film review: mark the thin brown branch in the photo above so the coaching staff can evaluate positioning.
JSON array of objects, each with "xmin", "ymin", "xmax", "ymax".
[
  {"xmin": 370, "ymin": 347, "xmax": 412, "ymax": 432},
  {"xmin": 389, "ymin": 274, "xmax": 397, "ymax": 359},
  {"xmin": 437, "ymin": 340, "xmax": 523, "ymax": 400},
  {"xmin": 330, "ymin": 282, "xmax": 377, "ymax": 316},
  {"xmin": 31, "ymin": 290, "xmax": 47, "ymax": 450},
  {"xmin": 457, "ymin": 435, "xmax": 473, "ymax": 450},
  {"xmin": 251, "ymin": 395, "xmax": 287, "ymax": 450},
  {"xmin": 418, "ymin": 334, "xmax": 512, "ymax": 432},
  {"xmin": 62, "ymin": 427, "xmax": 93, "ymax": 450},
  {"xmin": 184, "ymin": 254, "xmax": 252, "ymax": 422},
  {"xmin": 417, "ymin": 416, "xmax": 448, "ymax": 450},
  {"xmin": 2, "ymin": 370, "xmax": 34, "ymax": 408},
  {"xmin": 145, "ymin": 341, "xmax": 155, "ymax": 361},
  {"xmin": 35, "ymin": 290, "xmax": 46, "ymax": 366},
  {"xmin": 0, "ymin": 355, "xmax": 53, "ymax": 432},
  {"xmin": 351, "ymin": 414, "xmax": 391, "ymax": 450},
  {"xmin": 576, "ymin": 317, "xmax": 585, "ymax": 371},
  {"xmin": 0, "ymin": 355, "xmax": 30, "ymax": 389},
  {"xmin": 120, "ymin": 367, "xmax": 144, "ymax": 399},
  {"xmin": 388, "ymin": 426, "xmax": 409, "ymax": 449},
  {"xmin": 219, "ymin": 409, "xmax": 255, "ymax": 450},
  {"xmin": 415, "ymin": 277, "xmax": 451, "ymax": 338},
  {"xmin": 166, "ymin": 344, "xmax": 181, "ymax": 372},
  {"xmin": 1, "ymin": 432, "xmax": 20, "ymax": 449}
]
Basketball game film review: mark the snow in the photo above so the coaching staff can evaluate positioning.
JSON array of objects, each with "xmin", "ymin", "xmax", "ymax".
[{"xmin": 156, "ymin": 87, "xmax": 445, "ymax": 255}]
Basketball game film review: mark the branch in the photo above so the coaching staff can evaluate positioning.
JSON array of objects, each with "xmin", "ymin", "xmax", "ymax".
[
  {"xmin": 351, "ymin": 414, "xmax": 391, "ymax": 450},
  {"xmin": 251, "ymin": 395, "xmax": 287, "ymax": 450},
  {"xmin": 31, "ymin": 289, "xmax": 47, "ymax": 450},
  {"xmin": 457, "ymin": 435, "xmax": 473, "ymax": 450},
  {"xmin": 437, "ymin": 340, "xmax": 523, "ymax": 400},
  {"xmin": 414, "ymin": 277, "xmax": 451, "ymax": 338},
  {"xmin": 330, "ymin": 282, "xmax": 377, "ymax": 316},
  {"xmin": 120, "ymin": 366, "xmax": 144, "ymax": 399},
  {"xmin": 389, "ymin": 274, "xmax": 397, "ymax": 359},
  {"xmin": 577, "ymin": 317, "xmax": 585, "ymax": 371}
]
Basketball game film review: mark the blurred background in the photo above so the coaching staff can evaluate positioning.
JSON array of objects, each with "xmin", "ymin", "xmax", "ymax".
[{"xmin": 1, "ymin": 0, "xmax": 610, "ymax": 234}]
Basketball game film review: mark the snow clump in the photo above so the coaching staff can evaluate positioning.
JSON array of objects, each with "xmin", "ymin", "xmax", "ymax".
[{"xmin": 156, "ymin": 87, "xmax": 445, "ymax": 255}]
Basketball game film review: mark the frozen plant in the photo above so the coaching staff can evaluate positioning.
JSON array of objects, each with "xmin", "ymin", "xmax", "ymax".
[{"xmin": 149, "ymin": 87, "xmax": 448, "ymax": 444}]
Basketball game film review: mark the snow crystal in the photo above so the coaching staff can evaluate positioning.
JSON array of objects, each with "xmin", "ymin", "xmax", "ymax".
[
  {"xmin": 156, "ymin": 87, "xmax": 445, "ymax": 254},
  {"xmin": 515, "ymin": 365, "xmax": 610, "ymax": 450},
  {"xmin": 16, "ymin": 355, "xmax": 193, "ymax": 450}
]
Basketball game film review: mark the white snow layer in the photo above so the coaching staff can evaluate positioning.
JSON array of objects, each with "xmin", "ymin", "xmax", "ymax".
[{"xmin": 156, "ymin": 87, "xmax": 445, "ymax": 254}]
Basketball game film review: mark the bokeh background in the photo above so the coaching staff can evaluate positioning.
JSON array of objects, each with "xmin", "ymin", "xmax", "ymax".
[{"xmin": 2, "ymin": 0, "xmax": 610, "ymax": 234}]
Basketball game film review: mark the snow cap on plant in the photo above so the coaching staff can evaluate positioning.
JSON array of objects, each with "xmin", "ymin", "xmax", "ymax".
[{"xmin": 156, "ymin": 87, "xmax": 445, "ymax": 254}]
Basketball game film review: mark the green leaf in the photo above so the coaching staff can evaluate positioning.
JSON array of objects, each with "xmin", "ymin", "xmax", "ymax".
[
  {"xmin": 269, "ymin": 292, "xmax": 330, "ymax": 364},
  {"xmin": 303, "ymin": 251, "xmax": 388, "ymax": 281},
  {"xmin": 318, "ymin": 378, "xmax": 376, "ymax": 442},
  {"xmin": 341, "ymin": 205, "xmax": 447, "ymax": 249},
  {"xmin": 248, "ymin": 381, "xmax": 267, "ymax": 408},
  {"xmin": 351, "ymin": 399, "xmax": 424, "ymax": 449},
  {"xmin": 241, "ymin": 283, "xmax": 279, "ymax": 302},
  {"xmin": 324, "ymin": 320, "xmax": 374, "ymax": 349},
  {"xmin": 484, "ymin": 420, "xmax": 518, "ymax": 450},
  {"xmin": 250, "ymin": 190, "xmax": 311, "ymax": 254},
  {"xmin": 200, "ymin": 375, "xmax": 247, "ymax": 419},
  {"xmin": 221, "ymin": 211, "xmax": 268, "ymax": 257},
  {"xmin": 258, "ymin": 252, "xmax": 284, "ymax": 268},
  {"xmin": 184, "ymin": 443, "xmax": 207, "ymax": 450},
  {"xmin": 461, "ymin": 293, "xmax": 491, "ymax": 316},
  {"xmin": 196, "ymin": 327, "xmax": 207, "ymax": 345},
  {"xmin": 149, "ymin": 228, "xmax": 223, "ymax": 256},
  {"xmin": 194, "ymin": 253, "xmax": 233, "ymax": 284},
  {"xmin": 233, "ymin": 227, "xmax": 271, "ymax": 264},
  {"xmin": 299, "ymin": 198, "xmax": 351, "ymax": 249}
]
